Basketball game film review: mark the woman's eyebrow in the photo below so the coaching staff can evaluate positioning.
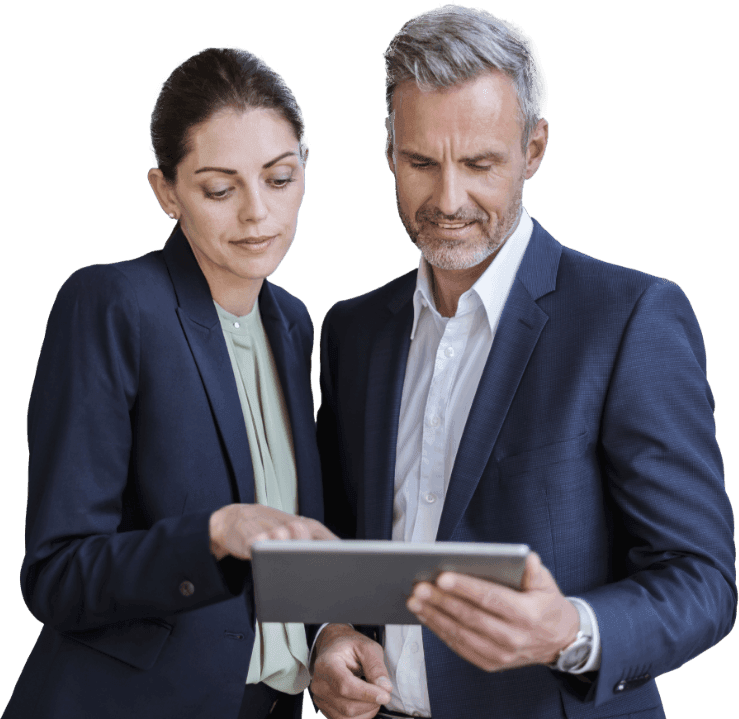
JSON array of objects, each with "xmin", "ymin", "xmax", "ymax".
[
  {"xmin": 263, "ymin": 151, "xmax": 298, "ymax": 168},
  {"xmin": 193, "ymin": 151, "xmax": 298, "ymax": 175},
  {"xmin": 194, "ymin": 166, "xmax": 237, "ymax": 175}
]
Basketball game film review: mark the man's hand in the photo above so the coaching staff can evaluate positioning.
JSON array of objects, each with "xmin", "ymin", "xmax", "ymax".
[
  {"xmin": 208, "ymin": 504, "xmax": 336, "ymax": 561},
  {"xmin": 407, "ymin": 552, "xmax": 579, "ymax": 672},
  {"xmin": 310, "ymin": 624, "xmax": 393, "ymax": 719}
]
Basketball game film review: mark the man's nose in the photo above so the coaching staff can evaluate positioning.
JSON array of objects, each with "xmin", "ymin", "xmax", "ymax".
[{"xmin": 432, "ymin": 165, "xmax": 467, "ymax": 217}]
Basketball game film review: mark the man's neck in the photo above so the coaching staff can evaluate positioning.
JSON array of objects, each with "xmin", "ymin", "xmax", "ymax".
[
  {"xmin": 430, "ymin": 253, "xmax": 497, "ymax": 318},
  {"xmin": 429, "ymin": 209, "xmax": 523, "ymax": 318}
]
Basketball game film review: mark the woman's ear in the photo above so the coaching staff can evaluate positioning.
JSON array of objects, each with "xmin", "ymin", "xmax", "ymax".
[{"xmin": 148, "ymin": 168, "xmax": 180, "ymax": 219}]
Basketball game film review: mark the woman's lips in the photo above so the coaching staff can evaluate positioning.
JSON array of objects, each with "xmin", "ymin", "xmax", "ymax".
[{"xmin": 230, "ymin": 235, "xmax": 277, "ymax": 250}]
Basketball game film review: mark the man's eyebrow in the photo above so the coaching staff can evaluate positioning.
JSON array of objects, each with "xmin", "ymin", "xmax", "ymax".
[
  {"xmin": 397, "ymin": 149, "xmax": 507, "ymax": 164},
  {"xmin": 459, "ymin": 150, "xmax": 508, "ymax": 164},
  {"xmin": 193, "ymin": 151, "xmax": 298, "ymax": 175},
  {"xmin": 398, "ymin": 150, "xmax": 437, "ymax": 164}
]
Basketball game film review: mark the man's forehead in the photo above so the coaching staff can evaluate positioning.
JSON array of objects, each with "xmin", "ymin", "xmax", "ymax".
[{"xmin": 390, "ymin": 70, "xmax": 524, "ymax": 150}]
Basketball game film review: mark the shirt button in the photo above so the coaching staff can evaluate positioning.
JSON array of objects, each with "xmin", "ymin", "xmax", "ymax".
[
  {"xmin": 233, "ymin": 322, "xmax": 240, "ymax": 329},
  {"xmin": 427, "ymin": 415, "xmax": 440, "ymax": 427},
  {"xmin": 179, "ymin": 580, "xmax": 195, "ymax": 597},
  {"xmin": 424, "ymin": 492, "xmax": 437, "ymax": 504},
  {"xmin": 444, "ymin": 346, "xmax": 455, "ymax": 357},
  {"xmin": 410, "ymin": 642, "xmax": 420, "ymax": 653}
]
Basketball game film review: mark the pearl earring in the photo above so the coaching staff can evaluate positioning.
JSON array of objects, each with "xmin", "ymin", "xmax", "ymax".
[{"xmin": 168, "ymin": 212, "xmax": 176, "ymax": 219}]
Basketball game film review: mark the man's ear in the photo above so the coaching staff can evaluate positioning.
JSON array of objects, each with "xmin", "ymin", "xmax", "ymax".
[
  {"xmin": 385, "ymin": 116, "xmax": 396, "ymax": 174},
  {"xmin": 148, "ymin": 168, "xmax": 180, "ymax": 218},
  {"xmin": 524, "ymin": 118, "xmax": 549, "ymax": 180}
]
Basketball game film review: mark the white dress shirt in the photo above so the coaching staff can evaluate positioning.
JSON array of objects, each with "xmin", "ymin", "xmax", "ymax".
[
  {"xmin": 384, "ymin": 209, "xmax": 600, "ymax": 716},
  {"xmin": 312, "ymin": 209, "xmax": 601, "ymax": 713}
]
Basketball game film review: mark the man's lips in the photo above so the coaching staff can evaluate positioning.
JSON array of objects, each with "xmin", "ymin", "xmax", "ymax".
[
  {"xmin": 422, "ymin": 219, "xmax": 479, "ymax": 238},
  {"xmin": 432, "ymin": 221, "xmax": 474, "ymax": 229}
]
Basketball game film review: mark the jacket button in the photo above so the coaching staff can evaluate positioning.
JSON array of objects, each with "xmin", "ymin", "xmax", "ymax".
[
  {"xmin": 615, "ymin": 681, "xmax": 626, "ymax": 692},
  {"xmin": 179, "ymin": 580, "xmax": 195, "ymax": 597}
]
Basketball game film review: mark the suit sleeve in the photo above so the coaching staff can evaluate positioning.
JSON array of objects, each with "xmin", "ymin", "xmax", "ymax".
[
  {"xmin": 580, "ymin": 280, "xmax": 736, "ymax": 705},
  {"xmin": 316, "ymin": 303, "xmax": 359, "ymax": 541},
  {"xmin": 22, "ymin": 266, "xmax": 247, "ymax": 633}
]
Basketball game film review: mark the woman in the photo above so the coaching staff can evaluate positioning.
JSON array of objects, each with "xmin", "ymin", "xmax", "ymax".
[{"xmin": 3, "ymin": 48, "xmax": 333, "ymax": 719}]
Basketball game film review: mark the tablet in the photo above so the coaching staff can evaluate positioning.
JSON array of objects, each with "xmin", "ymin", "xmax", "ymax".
[{"xmin": 251, "ymin": 540, "xmax": 530, "ymax": 625}]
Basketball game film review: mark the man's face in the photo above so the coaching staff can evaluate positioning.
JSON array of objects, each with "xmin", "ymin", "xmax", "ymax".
[{"xmin": 388, "ymin": 70, "xmax": 545, "ymax": 271}]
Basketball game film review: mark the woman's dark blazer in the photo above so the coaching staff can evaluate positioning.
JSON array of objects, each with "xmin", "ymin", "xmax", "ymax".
[{"xmin": 3, "ymin": 227, "xmax": 323, "ymax": 719}]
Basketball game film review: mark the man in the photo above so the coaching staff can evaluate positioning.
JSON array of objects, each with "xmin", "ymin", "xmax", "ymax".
[{"xmin": 309, "ymin": 6, "xmax": 736, "ymax": 719}]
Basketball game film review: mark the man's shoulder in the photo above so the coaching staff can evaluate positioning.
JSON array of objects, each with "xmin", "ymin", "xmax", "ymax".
[
  {"xmin": 531, "ymin": 220, "xmax": 670, "ymax": 295},
  {"xmin": 532, "ymin": 221, "xmax": 683, "ymax": 312},
  {"xmin": 324, "ymin": 269, "xmax": 417, "ymax": 328}
]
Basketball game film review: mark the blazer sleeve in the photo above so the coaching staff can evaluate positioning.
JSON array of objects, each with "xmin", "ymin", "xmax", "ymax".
[
  {"xmin": 22, "ymin": 265, "xmax": 247, "ymax": 633},
  {"xmin": 579, "ymin": 280, "xmax": 736, "ymax": 705},
  {"xmin": 316, "ymin": 302, "xmax": 358, "ymax": 540}
]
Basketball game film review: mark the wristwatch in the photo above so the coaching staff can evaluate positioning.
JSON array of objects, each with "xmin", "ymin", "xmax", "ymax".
[{"xmin": 549, "ymin": 600, "xmax": 593, "ymax": 673}]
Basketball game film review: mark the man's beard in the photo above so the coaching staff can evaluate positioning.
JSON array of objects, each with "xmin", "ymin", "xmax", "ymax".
[{"xmin": 396, "ymin": 186, "xmax": 523, "ymax": 271}]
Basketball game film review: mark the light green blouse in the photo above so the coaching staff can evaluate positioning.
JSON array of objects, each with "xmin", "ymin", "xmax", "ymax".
[{"xmin": 215, "ymin": 300, "xmax": 310, "ymax": 695}]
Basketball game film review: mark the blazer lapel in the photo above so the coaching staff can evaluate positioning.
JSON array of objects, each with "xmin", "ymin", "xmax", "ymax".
[
  {"xmin": 436, "ymin": 221, "xmax": 562, "ymax": 541},
  {"xmin": 163, "ymin": 227, "xmax": 255, "ymax": 505},
  {"xmin": 361, "ymin": 278, "xmax": 415, "ymax": 540},
  {"xmin": 258, "ymin": 282, "xmax": 323, "ymax": 522}
]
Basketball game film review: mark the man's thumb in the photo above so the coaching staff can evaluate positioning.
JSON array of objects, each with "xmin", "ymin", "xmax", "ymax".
[{"xmin": 358, "ymin": 641, "xmax": 393, "ymax": 696}]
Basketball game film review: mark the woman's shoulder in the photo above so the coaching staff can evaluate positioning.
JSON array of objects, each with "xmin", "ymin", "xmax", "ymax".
[
  {"xmin": 262, "ymin": 280, "xmax": 312, "ymax": 327},
  {"xmin": 59, "ymin": 249, "xmax": 173, "ymax": 312}
]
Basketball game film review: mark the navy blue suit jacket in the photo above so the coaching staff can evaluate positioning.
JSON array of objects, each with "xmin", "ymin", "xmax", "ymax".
[
  {"xmin": 317, "ymin": 220, "xmax": 736, "ymax": 719},
  {"xmin": 4, "ymin": 227, "xmax": 323, "ymax": 718}
]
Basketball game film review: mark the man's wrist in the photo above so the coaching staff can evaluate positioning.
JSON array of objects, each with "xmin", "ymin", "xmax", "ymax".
[
  {"xmin": 549, "ymin": 598, "xmax": 601, "ymax": 674},
  {"xmin": 310, "ymin": 623, "xmax": 355, "ymax": 672},
  {"xmin": 208, "ymin": 508, "xmax": 228, "ymax": 560}
]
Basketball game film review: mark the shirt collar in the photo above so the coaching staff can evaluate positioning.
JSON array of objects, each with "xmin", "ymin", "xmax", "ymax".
[{"xmin": 411, "ymin": 207, "xmax": 534, "ymax": 338}]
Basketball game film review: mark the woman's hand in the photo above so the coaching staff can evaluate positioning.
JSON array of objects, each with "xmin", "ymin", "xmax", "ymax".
[{"xmin": 208, "ymin": 504, "xmax": 336, "ymax": 560}]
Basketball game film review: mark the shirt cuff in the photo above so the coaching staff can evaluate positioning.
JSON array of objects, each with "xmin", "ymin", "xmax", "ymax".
[
  {"xmin": 566, "ymin": 597, "xmax": 601, "ymax": 673},
  {"xmin": 309, "ymin": 623, "xmax": 355, "ymax": 673}
]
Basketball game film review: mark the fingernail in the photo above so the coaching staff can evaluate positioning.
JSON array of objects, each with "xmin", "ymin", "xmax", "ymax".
[
  {"xmin": 377, "ymin": 677, "xmax": 393, "ymax": 691},
  {"xmin": 437, "ymin": 573, "xmax": 454, "ymax": 590},
  {"xmin": 407, "ymin": 598, "xmax": 422, "ymax": 613},
  {"xmin": 415, "ymin": 584, "xmax": 432, "ymax": 599}
]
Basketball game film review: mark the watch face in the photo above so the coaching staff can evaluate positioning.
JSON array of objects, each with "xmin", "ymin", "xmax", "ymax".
[{"xmin": 561, "ymin": 637, "xmax": 591, "ymax": 671}]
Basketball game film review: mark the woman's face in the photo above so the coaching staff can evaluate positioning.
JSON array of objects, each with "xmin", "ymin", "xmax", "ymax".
[{"xmin": 165, "ymin": 108, "xmax": 305, "ymax": 294}]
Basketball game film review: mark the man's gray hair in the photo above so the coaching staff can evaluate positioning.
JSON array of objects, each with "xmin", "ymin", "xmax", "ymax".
[{"xmin": 385, "ymin": 5, "xmax": 543, "ymax": 148}]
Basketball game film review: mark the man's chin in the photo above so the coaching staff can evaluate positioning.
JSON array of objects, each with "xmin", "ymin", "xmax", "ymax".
[{"xmin": 419, "ymin": 244, "xmax": 496, "ymax": 271}]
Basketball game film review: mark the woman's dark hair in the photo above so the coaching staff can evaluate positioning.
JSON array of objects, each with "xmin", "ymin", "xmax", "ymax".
[{"xmin": 151, "ymin": 48, "xmax": 305, "ymax": 182}]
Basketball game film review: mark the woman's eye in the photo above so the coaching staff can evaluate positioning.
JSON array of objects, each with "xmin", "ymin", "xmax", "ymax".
[
  {"xmin": 204, "ymin": 188, "xmax": 232, "ymax": 200},
  {"xmin": 270, "ymin": 177, "xmax": 295, "ymax": 189}
]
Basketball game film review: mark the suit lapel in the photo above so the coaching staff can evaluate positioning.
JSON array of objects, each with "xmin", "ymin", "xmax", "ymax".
[
  {"xmin": 163, "ymin": 227, "xmax": 255, "ymax": 505},
  {"xmin": 259, "ymin": 282, "xmax": 323, "ymax": 522},
  {"xmin": 436, "ymin": 221, "xmax": 562, "ymax": 540},
  {"xmin": 361, "ymin": 280, "xmax": 415, "ymax": 540}
]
